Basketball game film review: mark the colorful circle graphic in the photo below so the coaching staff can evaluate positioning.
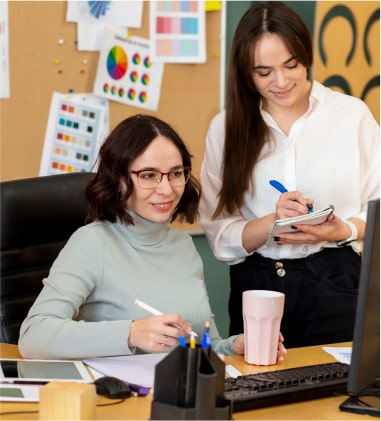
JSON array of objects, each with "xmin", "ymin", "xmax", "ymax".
[
  {"xmin": 103, "ymin": 83, "xmax": 109, "ymax": 93},
  {"xmin": 118, "ymin": 88, "xmax": 125, "ymax": 97},
  {"xmin": 111, "ymin": 86, "xmax": 117, "ymax": 95},
  {"xmin": 89, "ymin": 1, "xmax": 110, "ymax": 19},
  {"xmin": 107, "ymin": 45, "xmax": 128, "ymax": 80},
  {"xmin": 128, "ymin": 89, "xmax": 136, "ymax": 100},
  {"xmin": 144, "ymin": 57, "xmax": 152, "ymax": 68},
  {"xmin": 132, "ymin": 53, "xmax": 141, "ymax": 65},
  {"xmin": 130, "ymin": 71, "xmax": 138, "ymax": 83},
  {"xmin": 139, "ymin": 92, "xmax": 147, "ymax": 103},
  {"xmin": 141, "ymin": 74, "xmax": 150, "ymax": 86}
]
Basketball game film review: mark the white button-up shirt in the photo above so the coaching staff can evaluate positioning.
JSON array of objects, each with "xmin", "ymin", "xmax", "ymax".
[{"xmin": 199, "ymin": 81, "xmax": 380, "ymax": 264}]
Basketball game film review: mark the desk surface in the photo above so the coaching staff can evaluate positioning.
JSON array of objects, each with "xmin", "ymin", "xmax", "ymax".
[{"xmin": 0, "ymin": 342, "xmax": 374, "ymax": 420}]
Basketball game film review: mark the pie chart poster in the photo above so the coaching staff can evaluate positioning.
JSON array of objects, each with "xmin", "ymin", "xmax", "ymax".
[{"xmin": 93, "ymin": 31, "xmax": 164, "ymax": 111}]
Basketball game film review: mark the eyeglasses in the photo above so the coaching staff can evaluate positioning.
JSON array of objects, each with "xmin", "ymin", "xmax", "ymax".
[{"xmin": 129, "ymin": 166, "xmax": 191, "ymax": 189}]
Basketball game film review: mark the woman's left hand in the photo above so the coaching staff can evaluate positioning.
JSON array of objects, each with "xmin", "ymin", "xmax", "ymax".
[
  {"xmin": 276, "ymin": 332, "xmax": 287, "ymax": 362},
  {"xmin": 231, "ymin": 332, "xmax": 287, "ymax": 362},
  {"xmin": 273, "ymin": 214, "xmax": 361, "ymax": 245}
]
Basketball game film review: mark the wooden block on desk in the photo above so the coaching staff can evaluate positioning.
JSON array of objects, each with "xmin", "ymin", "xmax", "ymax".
[{"xmin": 39, "ymin": 381, "xmax": 96, "ymax": 420}]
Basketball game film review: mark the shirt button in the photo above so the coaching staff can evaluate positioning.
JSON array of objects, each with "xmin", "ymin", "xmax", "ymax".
[
  {"xmin": 303, "ymin": 245, "xmax": 309, "ymax": 252},
  {"xmin": 275, "ymin": 261, "xmax": 286, "ymax": 277}
]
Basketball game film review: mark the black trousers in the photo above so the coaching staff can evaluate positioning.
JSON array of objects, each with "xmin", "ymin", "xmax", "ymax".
[{"xmin": 229, "ymin": 247, "xmax": 361, "ymax": 348}]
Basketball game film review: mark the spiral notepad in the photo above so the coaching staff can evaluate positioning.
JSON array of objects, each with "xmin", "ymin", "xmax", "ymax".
[{"xmin": 267, "ymin": 205, "xmax": 334, "ymax": 246}]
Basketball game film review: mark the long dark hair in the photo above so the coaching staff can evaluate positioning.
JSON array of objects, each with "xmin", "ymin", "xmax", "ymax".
[
  {"xmin": 214, "ymin": 1, "xmax": 313, "ymax": 217},
  {"xmin": 85, "ymin": 114, "xmax": 201, "ymax": 225}
]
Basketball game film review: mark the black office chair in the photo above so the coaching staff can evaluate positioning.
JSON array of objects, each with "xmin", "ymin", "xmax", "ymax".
[{"xmin": 0, "ymin": 172, "xmax": 94, "ymax": 344}]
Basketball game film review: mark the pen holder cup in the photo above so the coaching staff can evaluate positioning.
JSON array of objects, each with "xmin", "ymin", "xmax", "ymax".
[{"xmin": 150, "ymin": 345, "xmax": 233, "ymax": 420}]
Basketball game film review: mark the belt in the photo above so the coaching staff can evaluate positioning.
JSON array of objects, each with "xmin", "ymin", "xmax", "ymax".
[{"xmin": 254, "ymin": 247, "xmax": 359, "ymax": 278}]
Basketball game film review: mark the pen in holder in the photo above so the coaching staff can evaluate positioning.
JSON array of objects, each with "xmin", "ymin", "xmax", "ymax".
[{"xmin": 150, "ymin": 344, "xmax": 232, "ymax": 420}]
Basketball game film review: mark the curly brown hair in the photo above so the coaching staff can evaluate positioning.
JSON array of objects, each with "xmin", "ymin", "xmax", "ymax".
[{"xmin": 85, "ymin": 114, "xmax": 201, "ymax": 225}]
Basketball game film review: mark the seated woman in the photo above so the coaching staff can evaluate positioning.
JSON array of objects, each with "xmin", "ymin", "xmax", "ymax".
[{"xmin": 19, "ymin": 114, "xmax": 286, "ymax": 360}]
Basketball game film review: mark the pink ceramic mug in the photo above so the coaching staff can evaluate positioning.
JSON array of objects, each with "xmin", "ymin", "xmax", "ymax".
[{"xmin": 243, "ymin": 290, "xmax": 285, "ymax": 365}]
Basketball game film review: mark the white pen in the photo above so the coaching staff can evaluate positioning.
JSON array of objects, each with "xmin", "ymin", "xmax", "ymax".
[{"xmin": 134, "ymin": 299, "xmax": 198, "ymax": 336}]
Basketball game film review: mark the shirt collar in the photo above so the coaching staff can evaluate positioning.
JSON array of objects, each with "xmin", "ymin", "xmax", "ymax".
[{"xmin": 259, "ymin": 79, "xmax": 323, "ymax": 122}]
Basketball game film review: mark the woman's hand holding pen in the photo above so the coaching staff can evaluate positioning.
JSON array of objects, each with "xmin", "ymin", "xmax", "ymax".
[
  {"xmin": 128, "ymin": 314, "xmax": 193, "ymax": 352},
  {"xmin": 276, "ymin": 191, "xmax": 314, "ymax": 219}
]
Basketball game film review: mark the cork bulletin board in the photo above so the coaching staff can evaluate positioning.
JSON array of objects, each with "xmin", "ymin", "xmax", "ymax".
[
  {"xmin": 2, "ymin": 1, "xmax": 378, "ymax": 233},
  {"xmin": 0, "ymin": 1, "xmax": 222, "ymax": 200}
]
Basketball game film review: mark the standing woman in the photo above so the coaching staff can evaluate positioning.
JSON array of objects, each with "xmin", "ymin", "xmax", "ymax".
[{"xmin": 199, "ymin": 1, "xmax": 380, "ymax": 348}]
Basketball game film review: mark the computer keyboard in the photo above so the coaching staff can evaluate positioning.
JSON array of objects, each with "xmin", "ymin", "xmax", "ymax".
[{"xmin": 224, "ymin": 362, "xmax": 349, "ymax": 412}]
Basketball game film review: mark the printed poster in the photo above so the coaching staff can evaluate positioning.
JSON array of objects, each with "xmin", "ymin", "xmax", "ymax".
[
  {"xmin": 149, "ymin": 0, "xmax": 206, "ymax": 63},
  {"xmin": 0, "ymin": 1, "xmax": 10, "ymax": 98},
  {"xmin": 66, "ymin": 1, "xmax": 143, "ymax": 27},
  {"xmin": 93, "ymin": 30, "xmax": 164, "ymax": 111},
  {"xmin": 40, "ymin": 92, "xmax": 108, "ymax": 176}
]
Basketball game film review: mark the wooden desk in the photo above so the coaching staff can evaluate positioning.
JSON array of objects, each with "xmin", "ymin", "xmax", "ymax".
[{"xmin": 0, "ymin": 342, "xmax": 374, "ymax": 420}]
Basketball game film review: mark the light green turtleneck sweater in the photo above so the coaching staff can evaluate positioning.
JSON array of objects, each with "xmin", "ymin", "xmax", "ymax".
[{"xmin": 19, "ymin": 213, "xmax": 239, "ymax": 359}]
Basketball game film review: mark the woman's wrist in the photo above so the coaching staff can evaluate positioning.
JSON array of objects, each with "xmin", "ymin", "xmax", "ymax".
[
  {"xmin": 243, "ymin": 213, "xmax": 277, "ymax": 252},
  {"xmin": 128, "ymin": 320, "xmax": 136, "ymax": 348},
  {"xmin": 336, "ymin": 219, "xmax": 358, "ymax": 246}
]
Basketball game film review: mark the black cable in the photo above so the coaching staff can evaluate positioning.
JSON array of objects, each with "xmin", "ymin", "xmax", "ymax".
[
  {"xmin": 96, "ymin": 398, "xmax": 127, "ymax": 406},
  {"xmin": 358, "ymin": 388, "xmax": 380, "ymax": 397}
]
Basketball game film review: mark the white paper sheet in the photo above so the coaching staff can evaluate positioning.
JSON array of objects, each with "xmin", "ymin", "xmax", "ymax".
[
  {"xmin": 83, "ymin": 353, "xmax": 168, "ymax": 388},
  {"xmin": 84, "ymin": 352, "xmax": 242, "ymax": 390},
  {"xmin": 77, "ymin": 22, "xmax": 126, "ymax": 51},
  {"xmin": 66, "ymin": 1, "xmax": 143, "ymax": 28},
  {"xmin": 322, "ymin": 346, "xmax": 352, "ymax": 365},
  {"xmin": 225, "ymin": 364, "xmax": 241, "ymax": 378},
  {"xmin": 0, "ymin": 1, "xmax": 10, "ymax": 98}
]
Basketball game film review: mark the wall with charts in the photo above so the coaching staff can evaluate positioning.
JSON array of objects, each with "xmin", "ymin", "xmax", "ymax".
[
  {"xmin": 0, "ymin": 1, "xmax": 221, "ymax": 218},
  {"xmin": 1, "ymin": 2, "xmax": 379, "ymax": 221}
]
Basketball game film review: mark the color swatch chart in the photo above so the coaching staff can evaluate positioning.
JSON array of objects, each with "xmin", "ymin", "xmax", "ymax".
[
  {"xmin": 93, "ymin": 31, "xmax": 164, "ymax": 111},
  {"xmin": 40, "ymin": 92, "xmax": 107, "ymax": 176},
  {"xmin": 150, "ymin": 0, "xmax": 206, "ymax": 63}
]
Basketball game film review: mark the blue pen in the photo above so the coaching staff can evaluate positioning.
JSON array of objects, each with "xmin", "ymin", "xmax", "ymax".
[
  {"xmin": 178, "ymin": 334, "xmax": 187, "ymax": 348},
  {"xmin": 201, "ymin": 321, "xmax": 211, "ymax": 349},
  {"xmin": 269, "ymin": 179, "xmax": 288, "ymax": 194},
  {"xmin": 269, "ymin": 180, "xmax": 314, "ymax": 213}
]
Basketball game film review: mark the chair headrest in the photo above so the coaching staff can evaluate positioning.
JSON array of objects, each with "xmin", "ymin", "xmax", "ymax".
[{"xmin": 1, "ymin": 172, "xmax": 95, "ymax": 250}]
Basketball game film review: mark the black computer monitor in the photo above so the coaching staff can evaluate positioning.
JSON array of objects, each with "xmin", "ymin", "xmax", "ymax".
[{"xmin": 340, "ymin": 199, "xmax": 380, "ymax": 416}]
